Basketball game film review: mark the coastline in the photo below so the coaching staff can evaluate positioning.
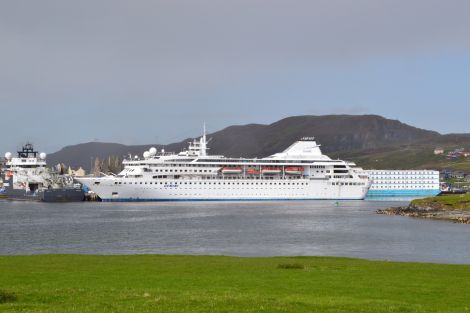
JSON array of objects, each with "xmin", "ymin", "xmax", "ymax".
[{"xmin": 377, "ymin": 194, "xmax": 470, "ymax": 224}]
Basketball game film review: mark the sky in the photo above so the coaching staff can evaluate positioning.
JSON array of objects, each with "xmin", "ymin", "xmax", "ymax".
[{"xmin": 1, "ymin": 0, "xmax": 470, "ymax": 153}]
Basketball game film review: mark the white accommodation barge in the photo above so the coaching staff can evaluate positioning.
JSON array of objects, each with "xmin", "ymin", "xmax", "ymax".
[
  {"xmin": 77, "ymin": 131, "xmax": 371, "ymax": 201},
  {"xmin": 366, "ymin": 170, "xmax": 440, "ymax": 197}
]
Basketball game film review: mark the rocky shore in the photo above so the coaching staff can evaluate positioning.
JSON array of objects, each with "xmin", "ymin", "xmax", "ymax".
[{"xmin": 377, "ymin": 194, "xmax": 470, "ymax": 224}]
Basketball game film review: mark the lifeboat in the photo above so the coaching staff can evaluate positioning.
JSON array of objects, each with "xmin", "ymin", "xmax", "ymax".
[
  {"xmin": 246, "ymin": 168, "xmax": 260, "ymax": 175},
  {"xmin": 285, "ymin": 167, "xmax": 304, "ymax": 175},
  {"xmin": 221, "ymin": 167, "xmax": 243, "ymax": 174},
  {"xmin": 261, "ymin": 167, "xmax": 282, "ymax": 175}
]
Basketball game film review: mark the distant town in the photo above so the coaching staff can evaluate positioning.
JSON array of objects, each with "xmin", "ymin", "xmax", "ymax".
[{"xmin": 432, "ymin": 147, "xmax": 470, "ymax": 190}]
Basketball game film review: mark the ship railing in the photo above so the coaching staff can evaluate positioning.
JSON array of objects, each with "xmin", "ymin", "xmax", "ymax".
[{"xmin": 123, "ymin": 152, "xmax": 176, "ymax": 162}]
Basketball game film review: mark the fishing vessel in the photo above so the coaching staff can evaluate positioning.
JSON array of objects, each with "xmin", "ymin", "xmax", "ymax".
[
  {"xmin": 2, "ymin": 144, "xmax": 85, "ymax": 202},
  {"xmin": 77, "ymin": 129, "xmax": 371, "ymax": 201}
]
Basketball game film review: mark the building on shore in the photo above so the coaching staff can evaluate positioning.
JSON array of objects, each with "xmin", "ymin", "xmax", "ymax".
[
  {"xmin": 434, "ymin": 147, "xmax": 444, "ymax": 155},
  {"xmin": 366, "ymin": 170, "xmax": 440, "ymax": 197}
]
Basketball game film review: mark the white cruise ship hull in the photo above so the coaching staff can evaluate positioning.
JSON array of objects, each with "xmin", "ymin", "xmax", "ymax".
[
  {"xmin": 78, "ymin": 177, "xmax": 370, "ymax": 201},
  {"xmin": 77, "ymin": 133, "xmax": 372, "ymax": 202}
]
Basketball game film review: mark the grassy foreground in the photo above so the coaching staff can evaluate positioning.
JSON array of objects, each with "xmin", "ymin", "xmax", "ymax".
[{"xmin": 1, "ymin": 256, "xmax": 470, "ymax": 312}]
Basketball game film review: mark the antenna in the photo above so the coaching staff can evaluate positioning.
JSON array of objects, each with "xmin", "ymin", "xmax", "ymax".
[{"xmin": 200, "ymin": 122, "xmax": 207, "ymax": 156}]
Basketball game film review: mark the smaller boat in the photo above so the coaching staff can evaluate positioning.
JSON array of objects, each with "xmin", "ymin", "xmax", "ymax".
[
  {"xmin": 221, "ymin": 167, "xmax": 243, "ymax": 174},
  {"xmin": 2, "ymin": 144, "xmax": 85, "ymax": 202},
  {"xmin": 261, "ymin": 167, "xmax": 282, "ymax": 175},
  {"xmin": 285, "ymin": 167, "xmax": 304, "ymax": 175}
]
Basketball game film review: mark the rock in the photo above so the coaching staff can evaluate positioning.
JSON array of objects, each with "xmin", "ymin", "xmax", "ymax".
[{"xmin": 376, "ymin": 206, "xmax": 470, "ymax": 225}]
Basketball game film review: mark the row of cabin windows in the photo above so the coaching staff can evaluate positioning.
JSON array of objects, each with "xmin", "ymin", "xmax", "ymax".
[
  {"xmin": 152, "ymin": 175, "xmax": 303, "ymax": 180},
  {"xmin": 374, "ymin": 185, "xmax": 437, "ymax": 189},
  {"xmin": 136, "ymin": 164, "xmax": 310, "ymax": 168},
  {"xmin": 373, "ymin": 176, "xmax": 438, "ymax": 180},
  {"xmin": 130, "ymin": 167, "xmax": 314, "ymax": 173},
  {"xmin": 374, "ymin": 180, "xmax": 436, "ymax": 185},
  {"xmin": 331, "ymin": 182, "xmax": 366, "ymax": 186},
  {"xmin": 370, "ymin": 172, "xmax": 437, "ymax": 175},
  {"xmin": 115, "ymin": 181, "xmax": 308, "ymax": 186},
  {"xmin": 130, "ymin": 160, "xmax": 339, "ymax": 166},
  {"xmin": 129, "ymin": 164, "xmax": 342, "ymax": 169},
  {"xmin": 152, "ymin": 168, "xmax": 327, "ymax": 175},
  {"xmin": 155, "ymin": 169, "xmax": 213, "ymax": 173}
]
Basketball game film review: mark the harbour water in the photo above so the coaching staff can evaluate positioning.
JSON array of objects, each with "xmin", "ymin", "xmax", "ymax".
[{"xmin": 0, "ymin": 199, "xmax": 469, "ymax": 264}]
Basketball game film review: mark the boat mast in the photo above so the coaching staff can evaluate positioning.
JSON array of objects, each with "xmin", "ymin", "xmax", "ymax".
[{"xmin": 200, "ymin": 123, "xmax": 207, "ymax": 157}]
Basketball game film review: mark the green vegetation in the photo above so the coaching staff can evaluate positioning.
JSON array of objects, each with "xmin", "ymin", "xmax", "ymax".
[
  {"xmin": 1, "ymin": 255, "xmax": 470, "ymax": 312},
  {"xmin": 347, "ymin": 143, "xmax": 470, "ymax": 171},
  {"xmin": 411, "ymin": 193, "xmax": 470, "ymax": 210}
]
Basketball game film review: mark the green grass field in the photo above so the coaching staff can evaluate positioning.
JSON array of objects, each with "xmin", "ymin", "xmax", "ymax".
[{"xmin": 1, "ymin": 255, "xmax": 470, "ymax": 312}]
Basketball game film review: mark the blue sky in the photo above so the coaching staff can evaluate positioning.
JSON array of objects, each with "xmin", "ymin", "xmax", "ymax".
[{"xmin": 1, "ymin": 0, "xmax": 469, "ymax": 153}]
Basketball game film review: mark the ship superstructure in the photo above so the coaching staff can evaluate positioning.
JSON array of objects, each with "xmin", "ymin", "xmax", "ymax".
[
  {"xmin": 2, "ymin": 144, "xmax": 85, "ymax": 202},
  {"xmin": 77, "ymin": 130, "xmax": 371, "ymax": 201}
]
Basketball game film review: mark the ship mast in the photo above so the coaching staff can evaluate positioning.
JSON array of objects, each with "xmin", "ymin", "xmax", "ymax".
[{"xmin": 200, "ymin": 123, "xmax": 207, "ymax": 157}]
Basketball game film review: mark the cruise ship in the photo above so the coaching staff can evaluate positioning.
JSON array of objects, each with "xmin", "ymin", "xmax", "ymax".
[
  {"xmin": 366, "ymin": 170, "xmax": 440, "ymax": 197},
  {"xmin": 77, "ymin": 130, "xmax": 371, "ymax": 201}
]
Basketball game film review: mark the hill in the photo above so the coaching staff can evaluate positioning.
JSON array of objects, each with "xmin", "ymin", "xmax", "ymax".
[
  {"xmin": 345, "ymin": 134, "xmax": 470, "ymax": 171},
  {"xmin": 47, "ymin": 115, "xmax": 470, "ymax": 171}
]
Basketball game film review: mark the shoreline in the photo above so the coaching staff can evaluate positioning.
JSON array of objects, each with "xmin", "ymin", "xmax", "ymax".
[
  {"xmin": 377, "ymin": 206, "xmax": 470, "ymax": 224},
  {"xmin": 377, "ymin": 193, "xmax": 470, "ymax": 224}
]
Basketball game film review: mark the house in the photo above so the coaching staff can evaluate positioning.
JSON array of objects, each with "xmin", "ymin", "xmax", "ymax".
[
  {"xmin": 441, "ymin": 170, "xmax": 466, "ymax": 180},
  {"xmin": 462, "ymin": 152, "xmax": 470, "ymax": 157},
  {"xmin": 450, "ymin": 171, "xmax": 465, "ymax": 180},
  {"xmin": 434, "ymin": 147, "xmax": 444, "ymax": 155}
]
